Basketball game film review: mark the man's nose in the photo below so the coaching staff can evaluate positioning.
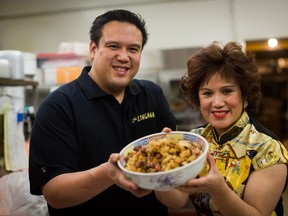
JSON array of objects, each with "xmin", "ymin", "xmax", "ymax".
[{"xmin": 117, "ymin": 49, "xmax": 129, "ymax": 62}]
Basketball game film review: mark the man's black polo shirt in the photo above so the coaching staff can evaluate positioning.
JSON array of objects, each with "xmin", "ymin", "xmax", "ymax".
[{"xmin": 29, "ymin": 66, "xmax": 176, "ymax": 215}]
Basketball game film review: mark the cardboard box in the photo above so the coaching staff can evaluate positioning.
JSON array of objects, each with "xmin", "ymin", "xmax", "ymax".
[{"xmin": 56, "ymin": 66, "xmax": 82, "ymax": 84}]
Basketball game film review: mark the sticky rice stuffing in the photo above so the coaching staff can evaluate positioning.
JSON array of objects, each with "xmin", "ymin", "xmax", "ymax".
[{"xmin": 124, "ymin": 138, "xmax": 203, "ymax": 173}]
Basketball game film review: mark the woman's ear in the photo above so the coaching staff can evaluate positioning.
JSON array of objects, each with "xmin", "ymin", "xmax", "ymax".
[{"xmin": 244, "ymin": 101, "xmax": 248, "ymax": 109}]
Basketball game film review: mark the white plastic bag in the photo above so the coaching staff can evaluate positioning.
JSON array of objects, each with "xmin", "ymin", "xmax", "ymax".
[{"xmin": 0, "ymin": 171, "xmax": 49, "ymax": 216}]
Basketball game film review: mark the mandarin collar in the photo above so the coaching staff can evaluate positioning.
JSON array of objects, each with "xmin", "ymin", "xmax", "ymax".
[{"xmin": 203, "ymin": 111, "xmax": 250, "ymax": 145}]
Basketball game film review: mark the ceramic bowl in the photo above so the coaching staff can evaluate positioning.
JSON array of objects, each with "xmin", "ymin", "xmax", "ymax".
[{"xmin": 117, "ymin": 131, "xmax": 209, "ymax": 191}]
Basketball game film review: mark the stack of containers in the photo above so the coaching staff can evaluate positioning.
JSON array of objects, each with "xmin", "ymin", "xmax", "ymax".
[{"xmin": 0, "ymin": 50, "xmax": 37, "ymax": 172}]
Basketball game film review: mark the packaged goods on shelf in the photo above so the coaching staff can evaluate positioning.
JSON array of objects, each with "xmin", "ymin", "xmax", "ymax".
[
  {"xmin": 0, "ymin": 50, "xmax": 37, "ymax": 79},
  {"xmin": 58, "ymin": 41, "xmax": 89, "ymax": 56},
  {"xmin": 38, "ymin": 53, "xmax": 89, "ymax": 84},
  {"xmin": 0, "ymin": 59, "xmax": 10, "ymax": 78}
]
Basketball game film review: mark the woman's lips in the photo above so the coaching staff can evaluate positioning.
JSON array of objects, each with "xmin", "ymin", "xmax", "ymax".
[{"xmin": 212, "ymin": 111, "xmax": 228, "ymax": 118}]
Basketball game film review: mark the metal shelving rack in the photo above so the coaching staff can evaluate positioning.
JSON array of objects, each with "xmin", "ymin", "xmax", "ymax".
[{"xmin": 0, "ymin": 78, "xmax": 39, "ymax": 108}]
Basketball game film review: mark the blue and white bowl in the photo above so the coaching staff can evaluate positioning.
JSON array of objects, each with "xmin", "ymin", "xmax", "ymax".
[{"xmin": 117, "ymin": 131, "xmax": 209, "ymax": 191}]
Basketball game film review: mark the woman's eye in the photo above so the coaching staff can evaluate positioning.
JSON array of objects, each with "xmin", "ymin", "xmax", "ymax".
[
  {"xmin": 223, "ymin": 89, "xmax": 232, "ymax": 94},
  {"xmin": 203, "ymin": 91, "xmax": 212, "ymax": 96}
]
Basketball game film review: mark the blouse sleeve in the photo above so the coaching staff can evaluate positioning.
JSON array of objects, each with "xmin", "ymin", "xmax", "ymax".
[{"xmin": 252, "ymin": 139, "xmax": 288, "ymax": 170}]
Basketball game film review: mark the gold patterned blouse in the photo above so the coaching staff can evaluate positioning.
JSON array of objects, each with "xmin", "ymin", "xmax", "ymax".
[{"xmin": 190, "ymin": 111, "xmax": 288, "ymax": 216}]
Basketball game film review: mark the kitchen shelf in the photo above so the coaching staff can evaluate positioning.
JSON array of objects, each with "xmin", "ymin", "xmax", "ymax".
[
  {"xmin": 0, "ymin": 78, "xmax": 38, "ymax": 86},
  {"xmin": 261, "ymin": 73, "xmax": 288, "ymax": 82},
  {"xmin": 0, "ymin": 78, "xmax": 39, "ymax": 108}
]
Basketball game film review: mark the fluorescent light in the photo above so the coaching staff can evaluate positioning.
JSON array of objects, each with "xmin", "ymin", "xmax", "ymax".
[{"xmin": 268, "ymin": 38, "xmax": 278, "ymax": 48}]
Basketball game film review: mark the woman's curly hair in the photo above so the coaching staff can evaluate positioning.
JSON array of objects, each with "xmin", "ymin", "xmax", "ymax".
[{"xmin": 180, "ymin": 41, "xmax": 262, "ymax": 115}]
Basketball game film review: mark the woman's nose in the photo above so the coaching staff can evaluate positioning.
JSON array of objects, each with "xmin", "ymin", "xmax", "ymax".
[{"xmin": 212, "ymin": 95, "xmax": 225, "ymax": 107}]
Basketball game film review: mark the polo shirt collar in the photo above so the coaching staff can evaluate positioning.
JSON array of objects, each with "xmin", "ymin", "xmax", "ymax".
[
  {"xmin": 78, "ymin": 66, "xmax": 141, "ymax": 99},
  {"xmin": 126, "ymin": 80, "xmax": 141, "ymax": 96}
]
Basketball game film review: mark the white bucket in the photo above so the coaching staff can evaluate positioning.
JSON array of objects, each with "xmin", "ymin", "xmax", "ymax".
[{"xmin": 0, "ymin": 50, "xmax": 24, "ymax": 79}]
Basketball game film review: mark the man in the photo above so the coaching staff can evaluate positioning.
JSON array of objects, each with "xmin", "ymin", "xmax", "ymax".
[{"xmin": 29, "ymin": 9, "xmax": 182, "ymax": 215}]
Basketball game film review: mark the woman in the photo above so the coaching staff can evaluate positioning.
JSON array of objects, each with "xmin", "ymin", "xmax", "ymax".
[{"xmin": 178, "ymin": 41, "xmax": 288, "ymax": 216}]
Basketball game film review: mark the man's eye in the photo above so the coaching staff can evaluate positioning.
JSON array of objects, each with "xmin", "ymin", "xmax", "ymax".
[
  {"xmin": 129, "ymin": 47, "xmax": 140, "ymax": 53},
  {"xmin": 108, "ymin": 45, "xmax": 118, "ymax": 49}
]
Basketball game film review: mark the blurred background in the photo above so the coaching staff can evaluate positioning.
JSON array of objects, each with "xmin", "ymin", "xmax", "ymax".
[
  {"xmin": 1, "ymin": 0, "xmax": 287, "ymax": 136},
  {"xmin": 0, "ymin": 0, "xmax": 288, "ymax": 214}
]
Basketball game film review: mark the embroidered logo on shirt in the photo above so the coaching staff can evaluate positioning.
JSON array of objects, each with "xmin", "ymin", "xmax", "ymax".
[{"xmin": 132, "ymin": 112, "xmax": 155, "ymax": 123}]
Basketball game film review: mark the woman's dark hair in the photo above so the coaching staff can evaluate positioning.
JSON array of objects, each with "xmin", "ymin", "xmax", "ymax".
[
  {"xmin": 89, "ymin": 9, "xmax": 149, "ymax": 49},
  {"xmin": 180, "ymin": 41, "xmax": 262, "ymax": 115}
]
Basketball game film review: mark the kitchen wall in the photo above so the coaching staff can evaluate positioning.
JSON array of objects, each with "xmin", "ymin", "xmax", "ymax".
[{"xmin": 0, "ymin": 0, "xmax": 287, "ymax": 53}]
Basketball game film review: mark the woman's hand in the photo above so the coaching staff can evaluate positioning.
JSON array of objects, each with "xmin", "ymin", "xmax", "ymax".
[{"xmin": 177, "ymin": 153, "xmax": 228, "ymax": 196}]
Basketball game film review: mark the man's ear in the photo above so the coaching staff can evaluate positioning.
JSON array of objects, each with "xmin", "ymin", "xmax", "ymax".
[{"xmin": 89, "ymin": 41, "xmax": 97, "ymax": 60}]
